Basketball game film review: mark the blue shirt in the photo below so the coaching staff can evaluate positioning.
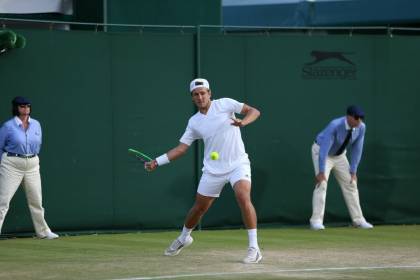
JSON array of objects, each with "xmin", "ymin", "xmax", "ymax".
[
  {"xmin": 315, "ymin": 116, "xmax": 365, "ymax": 174},
  {"xmin": 0, "ymin": 116, "xmax": 42, "ymax": 157}
]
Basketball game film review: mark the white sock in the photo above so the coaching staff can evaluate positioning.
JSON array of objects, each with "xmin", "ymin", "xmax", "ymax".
[
  {"xmin": 179, "ymin": 225, "xmax": 193, "ymax": 242},
  {"xmin": 247, "ymin": 228, "xmax": 259, "ymax": 249}
]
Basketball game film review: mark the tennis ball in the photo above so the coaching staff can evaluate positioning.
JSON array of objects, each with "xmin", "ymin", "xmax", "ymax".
[{"xmin": 210, "ymin": 151, "xmax": 219, "ymax": 160}]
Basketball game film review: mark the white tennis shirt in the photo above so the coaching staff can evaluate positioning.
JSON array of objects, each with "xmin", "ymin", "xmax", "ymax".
[{"xmin": 180, "ymin": 98, "xmax": 250, "ymax": 175}]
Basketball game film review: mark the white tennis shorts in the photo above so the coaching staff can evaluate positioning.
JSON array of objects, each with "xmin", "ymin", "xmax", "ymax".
[{"xmin": 197, "ymin": 163, "xmax": 251, "ymax": 197}]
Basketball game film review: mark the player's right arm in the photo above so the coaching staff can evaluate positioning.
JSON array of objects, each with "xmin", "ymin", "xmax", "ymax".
[
  {"xmin": 167, "ymin": 143, "xmax": 190, "ymax": 161},
  {"xmin": 145, "ymin": 143, "xmax": 189, "ymax": 172},
  {"xmin": 145, "ymin": 118, "xmax": 198, "ymax": 172}
]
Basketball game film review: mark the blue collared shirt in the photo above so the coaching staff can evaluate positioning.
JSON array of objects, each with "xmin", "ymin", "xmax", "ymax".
[
  {"xmin": 315, "ymin": 116, "xmax": 365, "ymax": 174},
  {"xmin": 0, "ymin": 116, "xmax": 42, "ymax": 157}
]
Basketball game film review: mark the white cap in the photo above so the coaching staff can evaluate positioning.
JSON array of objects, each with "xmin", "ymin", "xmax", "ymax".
[{"xmin": 190, "ymin": 78, "xmax": 210, "ymax": 92}]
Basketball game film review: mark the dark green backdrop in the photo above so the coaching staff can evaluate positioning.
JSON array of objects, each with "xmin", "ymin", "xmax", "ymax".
[{"xmin": 0, "ymin": 28, "xmax": 419, "ymax": 234}]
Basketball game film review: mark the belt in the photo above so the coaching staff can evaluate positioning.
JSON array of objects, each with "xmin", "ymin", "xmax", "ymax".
[{"xmin": 6, "ymin": 152, "xmax": 37, "ymax": 159}]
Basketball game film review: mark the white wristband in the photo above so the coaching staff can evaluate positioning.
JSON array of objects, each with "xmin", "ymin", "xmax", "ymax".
[{"xmin": 155, "ymin": 154, "xmax": 170, "ymax": 166}]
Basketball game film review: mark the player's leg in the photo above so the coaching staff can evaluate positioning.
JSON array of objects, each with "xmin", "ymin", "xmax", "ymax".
[
  {"xmin": 230, "ymin": 164, "xmax": 262, "ymax": 264},
  {"xmin": 164, "ymin": 172, "xmax": 226, "ymax": 256},
  {"xmin": 233, "ymin": 180, "xmax": 256, "ymax": 229},
  {"xmin": 332, "ymin": 154, "xmax": 372, "ymax": 228},
  {"xmin": 22, "ymin": 157, "xmax": 58, "ymax": 239},
  {"xmin": 0, "ymin": 155, "xmax": 24, "ymax": 234},
  {"xmin": 185, "ymin": 194, "xmax": 216, "ymax": 229},
  {"xmin": 310, "ymin": 143, "xmax": 334, "ymax": 230}
]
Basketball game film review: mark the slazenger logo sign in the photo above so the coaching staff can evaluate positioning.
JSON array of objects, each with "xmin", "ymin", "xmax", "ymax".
[{"xmin": 302, "ymin": 50, "xmax": 357, "ymax": 80}]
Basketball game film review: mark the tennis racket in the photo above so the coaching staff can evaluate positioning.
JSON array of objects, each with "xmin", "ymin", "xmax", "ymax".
[{"xmin": 128, "ymin": 148, "xmax": 153, "ymax": 162}]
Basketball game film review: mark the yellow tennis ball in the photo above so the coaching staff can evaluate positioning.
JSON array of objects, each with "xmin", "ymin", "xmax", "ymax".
[{"xmin": 210, "ymin": 151, "xmax": 219, "ymax": 160}]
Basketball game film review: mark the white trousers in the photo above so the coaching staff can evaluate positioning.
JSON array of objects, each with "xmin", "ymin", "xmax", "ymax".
[
  {"xmin": 310, "ymin": 143, "xmax": 366, "ymax": 225},
  {"xmin": 0, "ymin": 153, "xmax": 51, "ymax": 236}
]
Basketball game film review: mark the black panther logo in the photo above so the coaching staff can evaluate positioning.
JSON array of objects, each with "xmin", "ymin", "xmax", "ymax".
[{"xmin": 305, "ymin": 51, "xmax": 355, "ymax": 66}]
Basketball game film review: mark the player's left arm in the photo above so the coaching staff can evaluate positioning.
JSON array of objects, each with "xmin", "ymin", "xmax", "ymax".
[
  {"xmin": 350, "ymin": 124, "xmax": 366, "ymax": 182},
  {"xmin": 231, "ymin": 104, "xmax": 260, "ymax": 127}
]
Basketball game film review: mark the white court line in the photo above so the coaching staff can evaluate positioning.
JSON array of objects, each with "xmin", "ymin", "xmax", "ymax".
[{"xmin": 111, "ymin": 264, "xmax": 420, "ymax": 280}]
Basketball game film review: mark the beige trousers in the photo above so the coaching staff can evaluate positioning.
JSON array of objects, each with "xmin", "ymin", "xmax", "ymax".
[
  {"xmin": 310, "ymin": 143, "xmax": 366, "ymax": 225},
  {"xmin": 0, "ymin": 153, "xmax": 51, "ymax": 236}
]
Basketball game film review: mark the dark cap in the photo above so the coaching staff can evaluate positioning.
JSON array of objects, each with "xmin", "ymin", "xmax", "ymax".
[
  {"xmin": 346, "ymin": 105, "xmax": 364, "ymax": 119},
  {"xmin": 12, "ymin": 96, "xmax": 31, "ymax": 105}
]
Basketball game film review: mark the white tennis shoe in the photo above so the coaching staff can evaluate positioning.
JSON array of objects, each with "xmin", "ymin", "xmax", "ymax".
[
  {"xmin": 243, "ymin": 247, "xmax": 263, "ymax": 264},
  {"xmin": 310, "ymin": 222, "xmax": 325, "ymax": 230},
  {"xmin": 38, "ymin": 231, "xmax": 59, "ymax": 240},
  {"xmin": 354, "ymin": 221, "xmax": 373, "ymax": 229},
  {"xmin": 164, "ymin": 236, "xmax": 193, "ymax": 256}
]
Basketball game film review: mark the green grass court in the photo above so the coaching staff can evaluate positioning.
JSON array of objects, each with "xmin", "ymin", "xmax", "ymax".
[{"xmin": 1, "ymin": 225, "xmax": 420, "ymax": 280}]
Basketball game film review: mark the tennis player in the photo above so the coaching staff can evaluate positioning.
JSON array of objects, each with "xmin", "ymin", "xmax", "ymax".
[{"xmin": 145, "ymin": 78, "xmax": 262, "ymax": 264}]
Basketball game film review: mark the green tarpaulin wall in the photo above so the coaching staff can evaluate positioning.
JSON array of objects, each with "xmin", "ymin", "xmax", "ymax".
[{"xmin": 0, "ymin": 28, "xmax": 419, "ymax": 234}]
